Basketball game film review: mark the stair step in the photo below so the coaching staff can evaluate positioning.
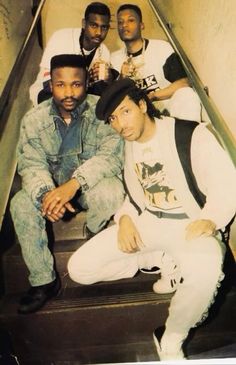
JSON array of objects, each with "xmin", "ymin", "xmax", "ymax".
[
  {"xmin": 0, "ymin": 287, "xmax": 235, "ymax": 364},
  {"xmin": 0, "ymin": 282, "xmax": 171, "ymax": 364},
  {"xmin": 53, "ymin": 211, "xmax": 87, "ymax": 241},
  {"xmin": 8, "ymin": 341, "xmax": 159, "ymax": 365},
  {"xmin": 1, "ymin": 275, "xmax": 171, "ymax": 315}
]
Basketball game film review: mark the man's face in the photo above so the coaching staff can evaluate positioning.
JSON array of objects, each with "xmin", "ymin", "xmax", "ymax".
[
  {"xmin": 108, "ymin": 95, "xmax": 147, "ymax": 142},
  {"xmin": 82, "ymin": 13, "xmax": 110, "ymax": 50},
  {"xmin": 117, "ymin": 9, "xmax": 143, "ymax": 42},
  {"xmin": 50, "ymin": 67, "xmax": 86, "ymax": 117}
]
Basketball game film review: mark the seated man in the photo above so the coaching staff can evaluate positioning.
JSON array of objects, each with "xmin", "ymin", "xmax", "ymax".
[
  {"xmin": 111, "ymin": 4, "xmax": 201, "ymax": 121},
  {"xmin": 30, "ymin": 1, "xmax": 117, "ymax": 105},
  {"xmin": 10, "ymin": 54, "xmax": 124, "ymax": 315},
  {"xmin": 68, "ymin": 79, "xmax": 236, "ymax": 360}
]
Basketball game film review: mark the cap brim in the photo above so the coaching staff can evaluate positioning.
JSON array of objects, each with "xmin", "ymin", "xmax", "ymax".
[{"xmin": 96, "ymin": 78, "xmax": 136, "ymax": 121}]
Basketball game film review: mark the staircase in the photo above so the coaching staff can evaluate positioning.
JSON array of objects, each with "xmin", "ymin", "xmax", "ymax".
[{"xmin": 0, "ymin": 212, "xmax": 236, "ymax": 364}]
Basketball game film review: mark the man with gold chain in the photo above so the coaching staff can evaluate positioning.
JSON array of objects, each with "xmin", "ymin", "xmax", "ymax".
[
  {"xmin": 30, "ymin": 2, "xmax": 117, "ymax": 106},
  {"xmin": 111, "ymin": 4, "xmax": 201, "ymax": 122}
]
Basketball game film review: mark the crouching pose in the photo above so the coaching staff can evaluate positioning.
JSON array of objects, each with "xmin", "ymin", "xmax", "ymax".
[
  {"xmin": 10, "ymin": 54, "xmax": 124, "ymax": 314},
  {"xmin": 68, "ymin": 79, "xmax": 236, "ymax": 360}
]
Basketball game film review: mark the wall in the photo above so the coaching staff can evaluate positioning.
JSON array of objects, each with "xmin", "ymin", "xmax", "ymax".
[
  {"xmin": 153, "ymin": 0, "xmax": 236, "ymax": 254},
  {"xmin": 0, "ymin": 0, "xmax": 43, "ymax": 226},
  {"xmin": 0, "ymin": 0, "xmax": 33, "ymax": 94},
  {"xmin": 154, "ymin": 0, "xmax": 236, "ymax": 139}
]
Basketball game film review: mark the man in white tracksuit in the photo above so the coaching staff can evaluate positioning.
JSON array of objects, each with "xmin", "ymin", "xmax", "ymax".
[{"xmin": 68, "ymin": 79, "xmax": 236, "ymax": 360}]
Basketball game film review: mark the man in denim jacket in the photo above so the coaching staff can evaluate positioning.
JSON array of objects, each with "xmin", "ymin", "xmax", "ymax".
[{"xmin": 10, "ymin": 54, "xmax": 124, "ymax": 314}]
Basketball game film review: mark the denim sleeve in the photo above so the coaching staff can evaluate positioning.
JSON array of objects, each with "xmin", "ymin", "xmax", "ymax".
[
  {"xmin": 72, "ymin": 121, "xmax": 124, "ymax": 191},
  {"xmin": 17, "ymin": 115, "xmax": 55, "ymax": 209}
]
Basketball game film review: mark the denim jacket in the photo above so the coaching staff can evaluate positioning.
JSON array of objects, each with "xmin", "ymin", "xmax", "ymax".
[{"xmin": 17, "ymin": 95, "xmax": 124, "ymax": 208}]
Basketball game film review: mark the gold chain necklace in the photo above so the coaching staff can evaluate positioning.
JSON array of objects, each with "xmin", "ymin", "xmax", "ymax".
[{"xmin": 126, "ymin": 39, "xmax": 145, "ymax": 80}]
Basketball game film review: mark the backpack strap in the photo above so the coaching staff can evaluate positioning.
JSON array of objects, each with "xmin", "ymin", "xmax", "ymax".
[{"xmin": 175, "ymin": 119, "xmax": 206, "ymax": 208}]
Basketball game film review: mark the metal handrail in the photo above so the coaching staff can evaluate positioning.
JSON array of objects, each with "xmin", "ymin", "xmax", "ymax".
[
  {"xmin": 148, "ymin": 0, "xmax": 236, "ymax": 166},
  {"xmin": 0, "ymin": 0, "xmax": 46, "ymax": 127}
]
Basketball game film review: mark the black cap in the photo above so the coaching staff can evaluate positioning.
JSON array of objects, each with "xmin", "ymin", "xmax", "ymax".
[
  {"xmin": 50, "ymin": 54, "xmax": 86, "ymax": 72},
  {"xmin": 96, "ymin": 78, "xmax": 136, "ymax": 121}
]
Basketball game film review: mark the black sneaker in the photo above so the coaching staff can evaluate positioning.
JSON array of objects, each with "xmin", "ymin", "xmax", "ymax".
[{"xmin": 18, "ymin": 275, "xmax": 61, "ymax": 315}]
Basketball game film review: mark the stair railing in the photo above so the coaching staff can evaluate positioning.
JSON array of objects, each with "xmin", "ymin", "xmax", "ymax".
[
  {"xmin": 148, "ymin": 0, "xmax": 236, "ymax": 166},
  {"xmin": 0, "ymin": 0, "xmax": 46, "ymax": 228}
]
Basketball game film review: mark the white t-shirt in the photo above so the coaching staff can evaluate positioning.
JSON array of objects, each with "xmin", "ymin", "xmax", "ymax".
[
  {"xmin": 132, "ymin": 123, "xmax": 184, "ymax": 213},
  {"xmin": 30, "ymin": 28, "xmax": 110, "ymax": 106},
  {"xmin": 111, "ymin": 39, "xmax": 201, "ymax": 121},
  {"xmin": 112, "ymin": 39, "xmax": 178, "ymax": 91}
]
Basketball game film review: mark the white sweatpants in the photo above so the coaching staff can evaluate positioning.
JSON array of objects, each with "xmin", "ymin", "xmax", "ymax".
[{"xmin": 68, "ymin": 210, "xmax": 225, "ymax": 336}]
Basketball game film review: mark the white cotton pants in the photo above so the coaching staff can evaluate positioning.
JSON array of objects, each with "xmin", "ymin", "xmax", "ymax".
[{"xmin": 68, "ymin": 210, "xmax": 225, "ymax": 336}]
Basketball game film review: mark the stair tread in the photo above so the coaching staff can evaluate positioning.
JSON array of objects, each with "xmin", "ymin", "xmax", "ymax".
[
  {"xmin": 0, "ymin": 275, "xmax": 172, "ymax": 316},
  {"xmin": 53, "ymin": 211, "xmax": 87, "ymax": 241},
  {"xmin": 0, "ymin": 287, "xmax": 235, "ymax": 364}
]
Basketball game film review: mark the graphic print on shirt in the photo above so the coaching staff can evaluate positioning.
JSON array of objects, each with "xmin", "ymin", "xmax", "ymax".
[
  {"xmin": 135, "ymin": 160, "xmax": 181, "ymax": 211},
  {"xmin": 128, "ymin": 53, "xmax": 159, "ymax": 91},
  {"xmin": 135, "ymin": 74, "xmax": 159, "ymax": 90}
]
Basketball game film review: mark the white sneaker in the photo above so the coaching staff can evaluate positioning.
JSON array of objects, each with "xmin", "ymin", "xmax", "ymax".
[
  {"xmin": 153, "ymin": 264, "xmax": 182, "ymax": 294},
  {"xmin": 140, "ymin": 252, "xmax": 182, "ymax": 294},
  {"xmin": 153, "ymin": 326, "xmax": 186, "ymax": 361}
]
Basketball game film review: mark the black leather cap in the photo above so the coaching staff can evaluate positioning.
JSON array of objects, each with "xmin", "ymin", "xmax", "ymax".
[{"xmin": 96, "ymin": 78, "xmax": 136, "ymax": 121}]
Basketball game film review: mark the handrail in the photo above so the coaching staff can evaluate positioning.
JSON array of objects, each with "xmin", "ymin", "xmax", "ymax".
[
  {"xmin": 148, "ymin": 0, "xmax": 236, "ymax": 166},
  {"xmin": 0, "ymin": 0, "xmax": 46, "ymax": 228},
  {"xmin": 0, "ymin": 0, "xmax": 46, "ymax": 129}
]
